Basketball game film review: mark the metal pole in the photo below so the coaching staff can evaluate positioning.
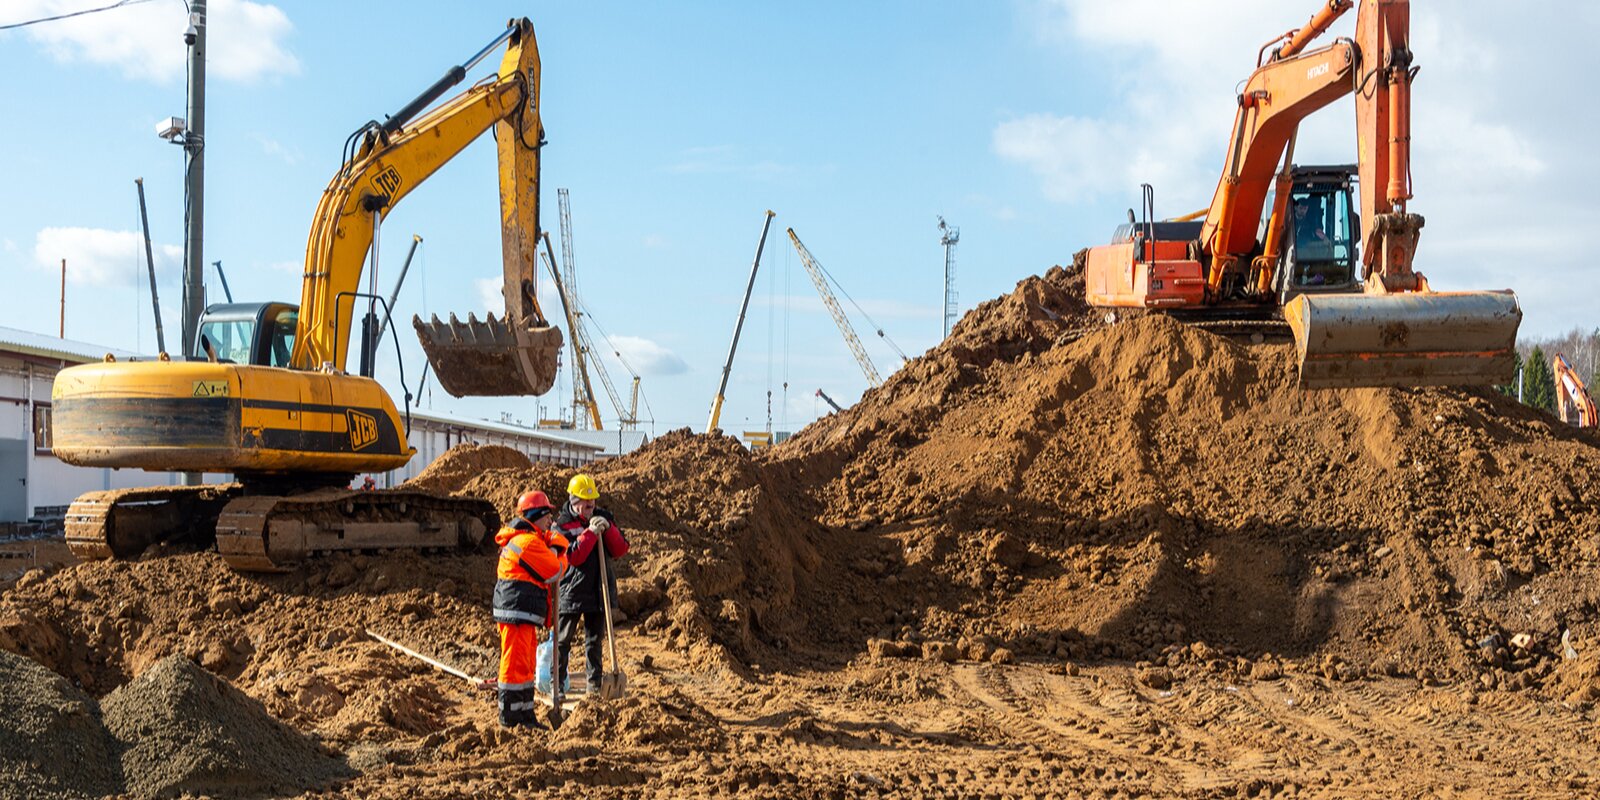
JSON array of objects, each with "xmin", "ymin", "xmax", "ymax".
[
  {"xmin": 181, "ymin": 0, "xmax": 207, "ymax": 359},
  {"xmin": 707, "ymin": 210, "xmax": 775, "ymax": 432},
  {"xmin": 58, "ymin": 259, "xmax": 66, "ymax": 338},
  {"xmin": 181, "ymin": 0, "xmax": 207, "ymax": 487},
  {"xmin": 376, "ymin": 234, "xmax": 422, "ymax": 341},
  {"xmin": 135, "ymin": 179, "xmax": 168, "ymax": 353},
  {"xmin": 212, "ymin": 261, "xmax": 232, "ymax": 303}
]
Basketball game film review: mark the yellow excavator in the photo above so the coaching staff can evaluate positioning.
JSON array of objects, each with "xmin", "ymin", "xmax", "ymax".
[{"xmin": 50, "ymin": 18, "xmax": 563, "ymax": 571}]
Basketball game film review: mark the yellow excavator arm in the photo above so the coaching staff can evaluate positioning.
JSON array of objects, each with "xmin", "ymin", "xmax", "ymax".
[{"xmin": 292, "ymin": 17, "xmax": 561, "ymax": 396}]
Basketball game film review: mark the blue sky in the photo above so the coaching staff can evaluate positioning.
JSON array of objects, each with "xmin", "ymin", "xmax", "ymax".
[{"xmin": 3, "ymin": 1, "xmax": 1594, "ymax": 436}]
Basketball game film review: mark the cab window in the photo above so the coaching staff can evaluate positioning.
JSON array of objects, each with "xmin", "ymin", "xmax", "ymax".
[
  {"xmin": 1290, "ymin": 188, "xmax": 1354, "ymax": 286},
  {"xmin": 265, "ymin": 308, "xmax": 297, "ymax": 367},
  {"xmin": 196, "ymin": 319, "xmax": 253, "ymax": 364}
]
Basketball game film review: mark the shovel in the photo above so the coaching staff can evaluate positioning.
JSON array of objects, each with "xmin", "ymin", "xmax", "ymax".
[
  {"xmin": 543, "ymin": 625, "xmax": 566, "ymax": 730},
  {"xmin": 595, "ymin": 536, "xmax": 628, "ymax": 700}
]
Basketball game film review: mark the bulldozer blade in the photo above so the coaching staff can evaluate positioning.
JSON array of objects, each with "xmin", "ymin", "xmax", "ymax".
[
  {"xmin": 413, "ymin": 312, "xmax": 563, "ymax": 397},
  {"xmin": 1284, "ymin": 291, "xmax": 1522, "ymax": 389}
]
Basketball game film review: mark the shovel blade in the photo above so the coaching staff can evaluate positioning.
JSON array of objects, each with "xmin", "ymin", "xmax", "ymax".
[
  {"xmin": 598, "ymin": 673, "xmax": 627, "ymax": 700},
  {"xmin": 413, "ymin": 312, "xmax": 563, "ymax": 397},
  {"xmin": 1284, "ymin": 290, "xmax": 1522, "ymax": 389}
]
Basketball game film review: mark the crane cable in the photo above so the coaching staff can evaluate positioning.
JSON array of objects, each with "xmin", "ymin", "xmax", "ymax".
[{"xmin": 812, "ymin": 254, "xmax": 909, "ymax": 363}]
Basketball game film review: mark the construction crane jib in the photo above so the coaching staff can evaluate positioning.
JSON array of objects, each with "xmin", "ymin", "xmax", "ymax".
[{"xmin": 787, "ymin": 228, "xmax": 882, "ymax": 388}]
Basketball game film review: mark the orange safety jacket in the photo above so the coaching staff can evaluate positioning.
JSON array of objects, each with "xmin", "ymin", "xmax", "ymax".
[{"xmin": 492, "ymin": 521, "xmax": 569, "ymax": 628}]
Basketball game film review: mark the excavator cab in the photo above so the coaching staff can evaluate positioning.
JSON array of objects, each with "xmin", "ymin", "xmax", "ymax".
[
  {"xmin": 1274, "ymin": 167, "xmax": 1360, "ymax": 303},
  {"xmin": 193, "ymin": 303, "xmax": 298, "ymax": 367}
]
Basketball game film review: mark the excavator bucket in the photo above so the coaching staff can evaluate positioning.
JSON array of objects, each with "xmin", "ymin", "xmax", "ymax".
[
  {"xmin": 413, "ymin": 312, "xmax": 563, "ymax": 397},
  {"xmin": 1284, "ymin": 291, "xmax": 1522, "ymax": 389}
]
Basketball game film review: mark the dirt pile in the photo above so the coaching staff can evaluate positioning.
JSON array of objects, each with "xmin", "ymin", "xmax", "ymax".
[
  {"xmin": 404, "ymin": 443, "xmax": 534, "ymax": 493},
  {"xmin": 765, "ymin": 267, "xmax": 1600, "ymax": 682},
  {"xmin": 0, "ymin": 650, "xmax": 121, "ymax": 800},
  {"xmin": 103, "ymin": 654, "xmax": 353, "ymax": 798}
]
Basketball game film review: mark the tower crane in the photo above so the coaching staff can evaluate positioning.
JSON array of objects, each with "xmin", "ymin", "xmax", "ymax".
[
  {"xmin": 552, "ymin": 193, "xmax": 644, "ymax": 430},
  {"xmin": 539, "ymin": 231, "xmax": 602, "ymax": 430},
  {"xmin": 787, "ymin": 228, "xmax": 882, "ymax": 388}
]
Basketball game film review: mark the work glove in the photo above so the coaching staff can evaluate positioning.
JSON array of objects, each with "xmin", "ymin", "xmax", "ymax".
[{"xmin": 588, "ymin": 516, "xmax": 611, "ymax": 534}]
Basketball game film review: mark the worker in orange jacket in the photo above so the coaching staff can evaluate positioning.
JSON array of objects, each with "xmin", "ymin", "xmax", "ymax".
[{"xmin": 493, "ymin": 490, "xmax": 568, "ymax": 727}]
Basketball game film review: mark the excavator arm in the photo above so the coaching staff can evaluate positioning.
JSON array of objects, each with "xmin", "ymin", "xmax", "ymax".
[
  {"xmin": 289, "ymin": 17, "xmax": 561, "ymax": 396},
  {"xmin": 1200, "ymin": 0, "xmax": 1521, "ymax": 388}
]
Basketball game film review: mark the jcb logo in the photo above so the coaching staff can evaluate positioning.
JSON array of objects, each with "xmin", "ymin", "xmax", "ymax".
[
  {"xmin": 346, "ymin": 409, "xmax": 379, "ymax": 451},
  {"xmin": 371, "ymin": 166, "xmax": 402, "ymax": 198}
]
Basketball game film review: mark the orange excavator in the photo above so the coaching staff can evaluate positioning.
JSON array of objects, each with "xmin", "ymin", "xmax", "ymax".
[
  {"xmin": 1083, "ymin": 0, "xmax": 1522, "ymax": 388},
  {"xmin": 1552, "ymin": 354, "xmax": 1597, "ymax": 428}
]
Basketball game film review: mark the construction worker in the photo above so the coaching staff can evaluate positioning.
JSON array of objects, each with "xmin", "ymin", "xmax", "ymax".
[
  {"xmin": 554, "ymin": 473, "xmax": 629, "ymax": 695},
  {"xmin": 493, "ymin": 490, "xmax": 568, "ymax": 727}
]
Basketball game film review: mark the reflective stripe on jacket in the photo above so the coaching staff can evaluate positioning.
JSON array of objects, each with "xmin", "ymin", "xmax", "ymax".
[{"xmin": 492, "ymin": 521, "xmax": 569, "ymax": 628}]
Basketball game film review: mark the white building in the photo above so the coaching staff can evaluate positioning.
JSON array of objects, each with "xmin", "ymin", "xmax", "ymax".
[
  {"xmin": 0, "ymin": 326, "xmax": 607, "ymax": 529},
  {"xmin": 0, "ymin": 327, "xmax": 176, "ymax": 534}
]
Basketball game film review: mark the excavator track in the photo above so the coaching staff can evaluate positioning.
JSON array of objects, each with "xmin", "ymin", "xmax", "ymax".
[
  {"xmin": 66, "ymin": 485, "xmax": 242, "ymax": 561},
  {"xmin": 214, "ymin": 489, "xmax": 499, "ymax": 573}
]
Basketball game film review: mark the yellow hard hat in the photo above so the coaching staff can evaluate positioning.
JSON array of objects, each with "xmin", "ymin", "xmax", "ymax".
[{"xmin": 567, "ymin": 473, "xmax": 600, "ymax": 500}]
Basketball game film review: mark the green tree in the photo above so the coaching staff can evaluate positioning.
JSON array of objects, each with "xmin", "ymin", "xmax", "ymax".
[{"xmin": 1524, "ymin": 346, "xmax": 1556, "ymax": 413}]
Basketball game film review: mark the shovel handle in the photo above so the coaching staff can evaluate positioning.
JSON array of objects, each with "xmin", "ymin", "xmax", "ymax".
[{"xmin": 598, "ymin": 537, "xmax": 622, "ymax": 682}]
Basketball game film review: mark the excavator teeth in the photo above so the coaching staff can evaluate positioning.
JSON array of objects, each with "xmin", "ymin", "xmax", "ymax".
[{"xmin": 413, "ymin": 312, "xmax": 562, "ymax": 397}]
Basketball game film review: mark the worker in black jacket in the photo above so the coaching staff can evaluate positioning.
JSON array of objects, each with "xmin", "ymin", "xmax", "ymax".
[{"xmin": 553, "ymin": 473, "xmax": 629, "ymax": 694}]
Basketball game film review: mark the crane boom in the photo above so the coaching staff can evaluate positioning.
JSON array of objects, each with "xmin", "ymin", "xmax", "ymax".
[
  {"xmin": 539, "ymin": 231, "xmax": 602, "ymax": 430},
  {"xmin": 815, "ymin": 388, "xmax": 844, "ymax": 413},
  {"xmin": 788, "ymin": 228, "xmax": 881, "ymax": 388},
  {"xmin": 708, "ymin": 210, "xmax": 776, "ymax": 432}
]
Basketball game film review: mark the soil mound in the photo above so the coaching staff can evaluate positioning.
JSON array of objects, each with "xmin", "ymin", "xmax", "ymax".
[
  {"xmin": 0, "ymin": 650, "xmax": 121, "ymax": 800},
  {"xmin": 766, "ymin": 271, "xmax": 1600, "ymax": 681},
  {"xmin": 404, "ymin": 443, "xmax": 533, "ymax": 493},
  {"xmin": 102, "ymin": 655, "xmax": 353, "ymax": 798}
]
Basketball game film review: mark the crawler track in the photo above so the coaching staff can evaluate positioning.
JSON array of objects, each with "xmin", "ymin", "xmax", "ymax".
[
  {"xmin": 214, "ymin": 489, "xmax": 499, "ymax": 572},
  {"xmin": 65, "ymin": 484, "xmax": 241, "ymax": 561},
  {"xmin": 66, "ymin": 483, "xmax": 498, "ymax": 573}
]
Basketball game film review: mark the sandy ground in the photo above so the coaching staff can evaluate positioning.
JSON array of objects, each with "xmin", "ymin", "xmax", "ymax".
[{"xmin": 3, "ymin": 262, "xmax": 1598, "ymax": 797}]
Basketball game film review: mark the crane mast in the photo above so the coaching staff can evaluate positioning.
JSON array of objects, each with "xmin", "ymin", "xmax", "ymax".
[
  {"xmin": 556, "ymin": 189, "xmax": 601, "ymax": 429},
  {"xmin": 787, "ymin": 228, "xmax": 882, "ymax": 388}
]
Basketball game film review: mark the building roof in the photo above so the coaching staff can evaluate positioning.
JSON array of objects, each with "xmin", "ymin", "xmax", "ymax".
[
  {"xmin": 0, "ymin": 325, "xmax": 147, "ymax": 364},
  {"xmin": 406, "ymin": 409, "xmax": 606, "ymax": 451},
  {"xmin": 547, "ymin": 429, "xmax": 650, "ymax": 456}
]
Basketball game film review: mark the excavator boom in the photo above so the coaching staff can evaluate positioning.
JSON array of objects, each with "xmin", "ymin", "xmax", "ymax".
[{"xmin": 293, "ymin": 17, "xmax": 561, "ymax": 397}]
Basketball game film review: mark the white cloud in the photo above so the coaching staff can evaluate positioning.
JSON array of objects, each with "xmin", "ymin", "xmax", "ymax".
[
  {"xmin": 642, "ymin": 233, "xmax": 669, "ymax": 249},
  {"xmin": 3, "ymin": 239, "xmax": 15, "ymax": 253},
  {"xmin": 12, "ymin": 0, "xmax": 299, "ymax": 84},
  {"xmin": 606, "ymin": 335, "xmax": 688, "ymax": 377},
  {"xmin": 255, "ymin": 134, "xmax": 300, "ymax": 165},
  {"xmin": 33, "ymin": 226, "xmax": 181, "ymax": 287}
]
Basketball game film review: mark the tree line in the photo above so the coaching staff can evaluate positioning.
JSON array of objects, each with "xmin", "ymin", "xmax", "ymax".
[{"xmin": 1498, "ymin": 327, "xmax": 1599, "ymax": 415}]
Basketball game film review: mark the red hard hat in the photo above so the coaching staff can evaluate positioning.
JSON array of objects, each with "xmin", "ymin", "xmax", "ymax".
[{"xmin": 516, "ymin": 491, "xmax": 555, "ymax": 515}]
